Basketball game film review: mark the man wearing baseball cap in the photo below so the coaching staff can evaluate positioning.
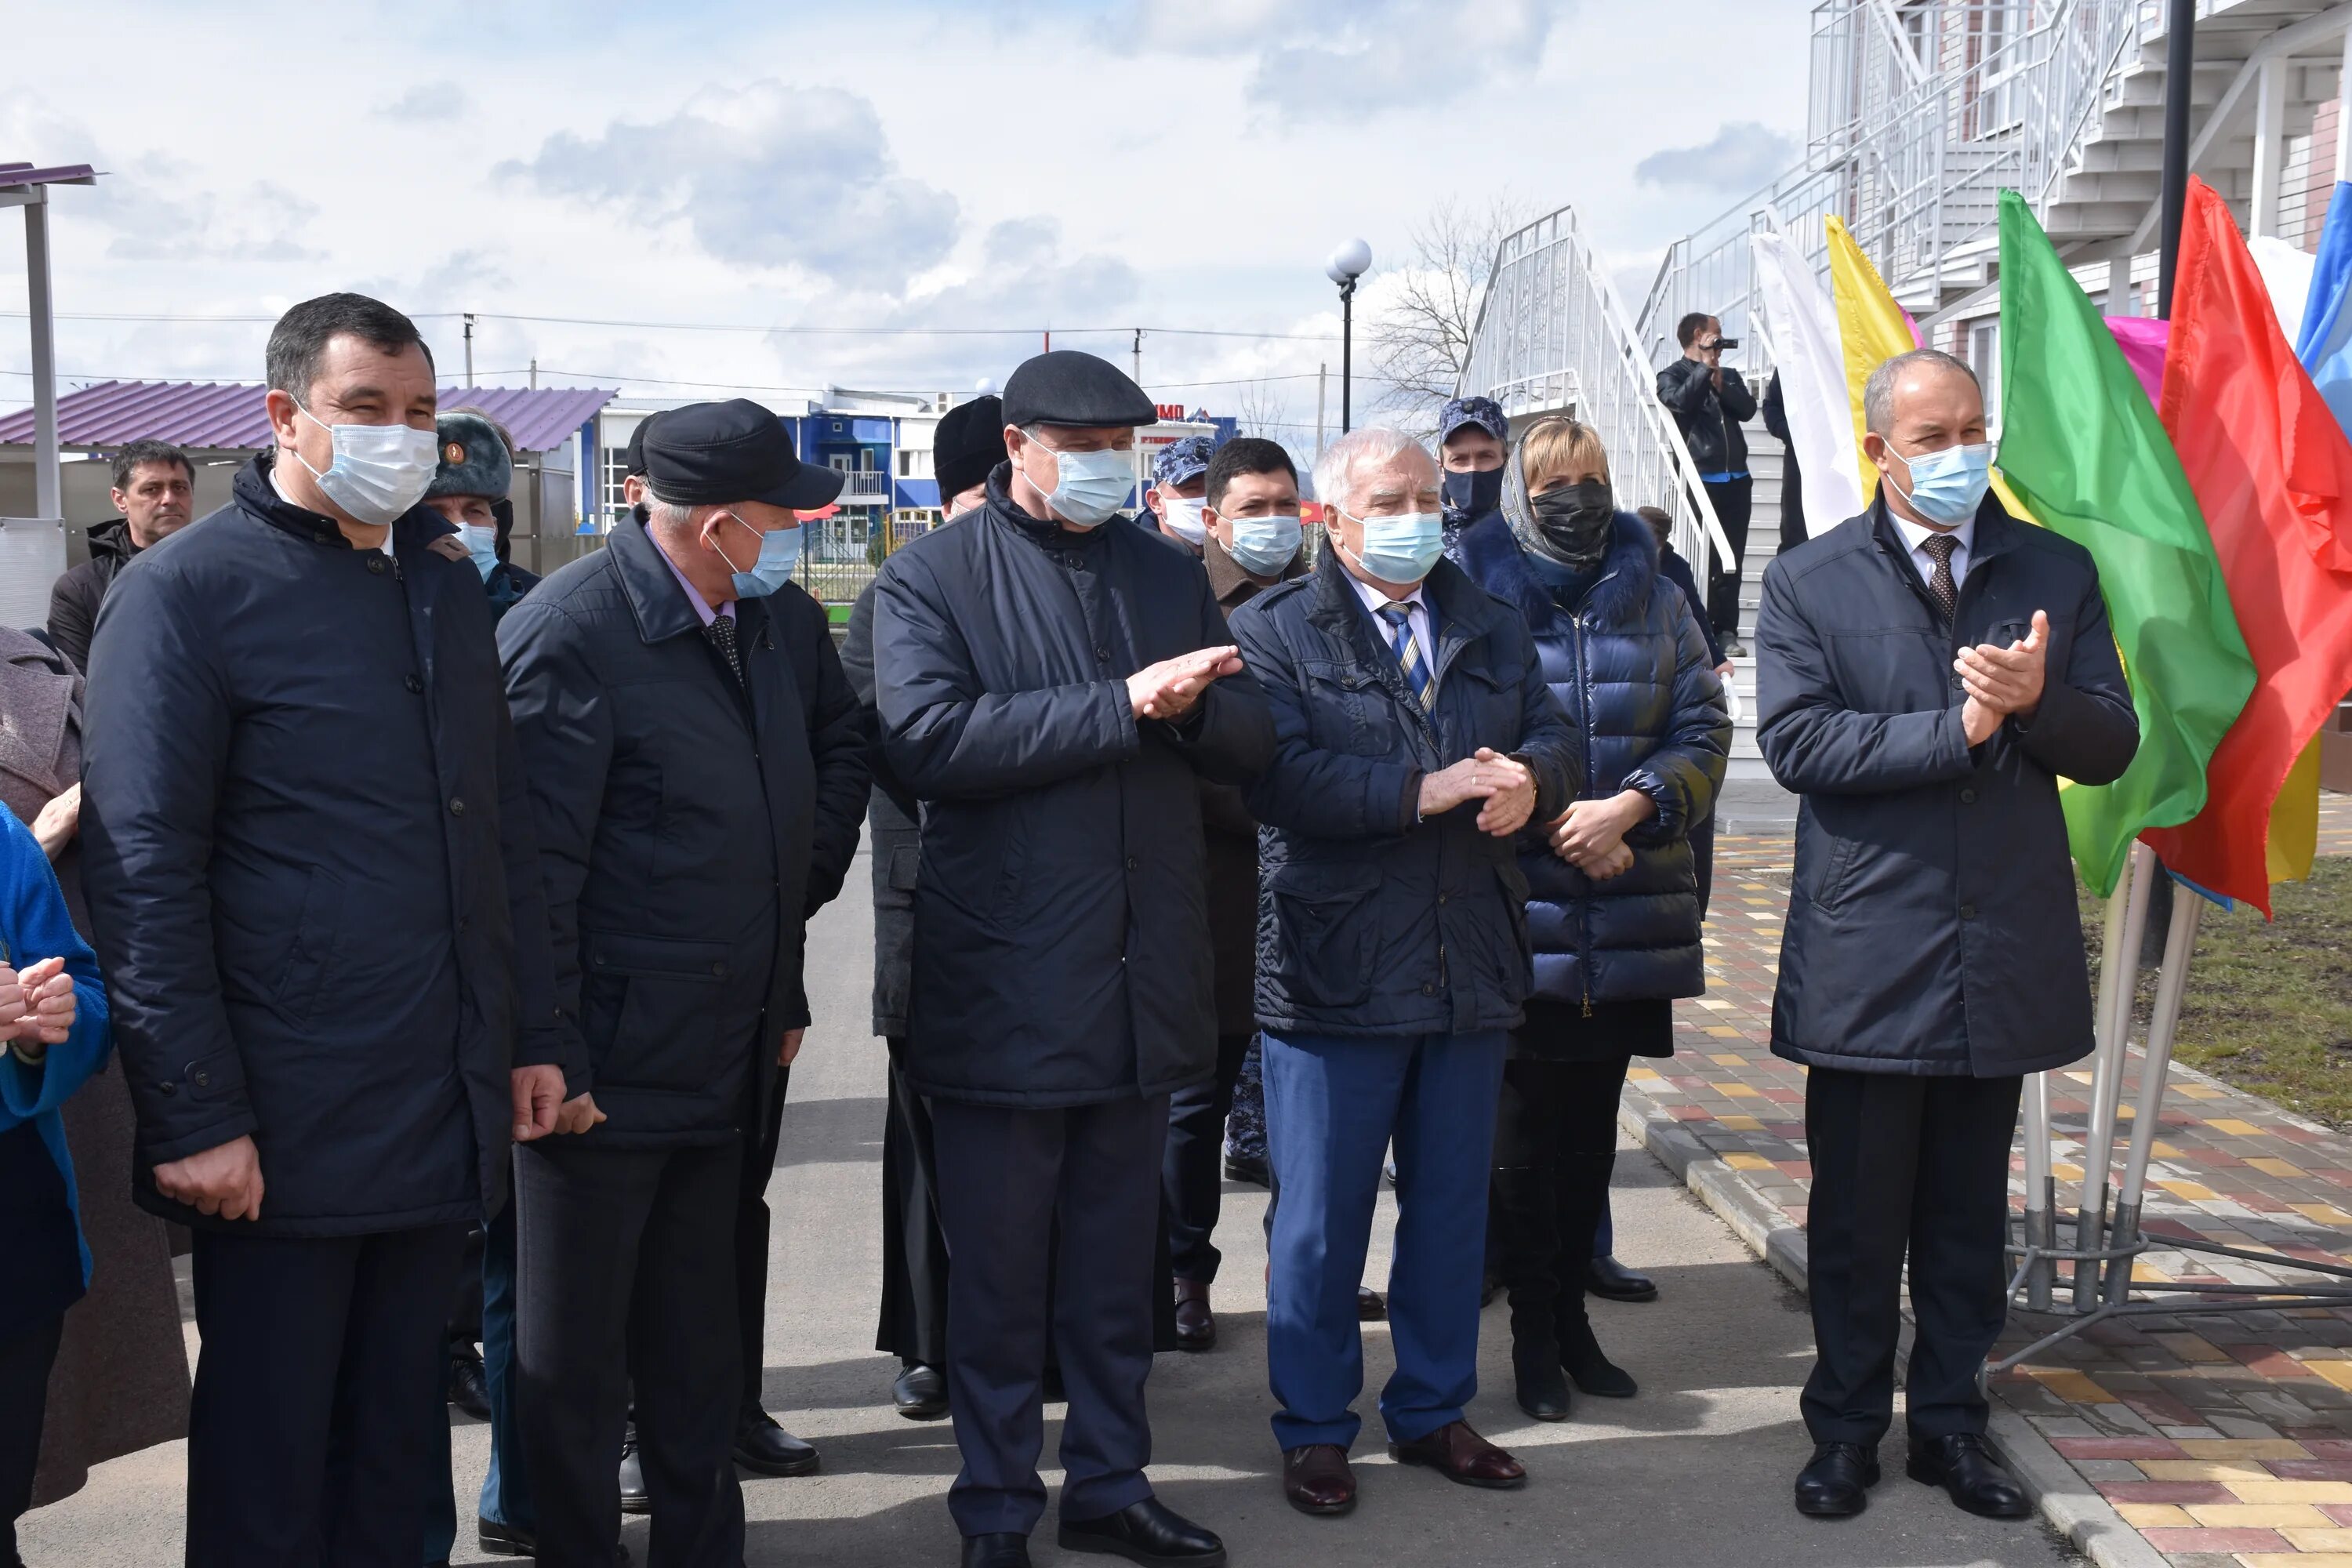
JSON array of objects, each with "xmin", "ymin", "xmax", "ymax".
[
  {"xmin": 1438, "ymin": 395, "xmax": 1510, "ymax": 561},
  {"xmin": 872, "ymin": 351, "xmax": 1273, "ymax": 1568},
  {"xmin": 1143, "ymin": 433, "xmax": 1217, "ymax": 554},
  {"xmin": 499, "ymin": 398, "xmax": 872, "ymax": 1565}
]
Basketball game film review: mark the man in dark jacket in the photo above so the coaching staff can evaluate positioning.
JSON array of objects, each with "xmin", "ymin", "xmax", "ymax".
[
  {"xmin": 45, "ymin": 439, "xmax": 197, "ymax": 672},
  {"xmin": 841, "ymin": 391, "xmax": 1005, "ymax": 1422},
  {"xmin": 78, "ymin": 293, "xmax": 575, "ymax": 1568},
  {"xmin": 1437, "ymin": 394, "xmax": 1508, "ymax": 561},
  {"xmin": 498, "ymin": 399, "xmax": 869, "ymax": 1566},
  {"xmin": 1656, "ymin": 313, "xmax": 1759, "ymax": 652},
  {"xmin": 1163, "ymin": 436, "xmax": 1308, "ymax": 1352},
  {"xmin": 1142, "ymin": 434, "xmax": 1215, "ymax": 554},
  {"xmin": 1757, "ymin": 350, "xmax": 2137, "ymax": 1523},
  {"xmin": 1232, "ymin": 426, "xmax": 1578, "ymax": 1519},
  {"xmin": 872, "ymin": 350, "xmax": 1274, "ymax": 1568}
]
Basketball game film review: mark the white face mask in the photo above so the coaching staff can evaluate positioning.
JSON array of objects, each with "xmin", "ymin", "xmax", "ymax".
[
  {"xmin": 1160, "ymin": 495, "xmax": 1207, "ymax": 546},
  {"xmin": 291, "ymin": 401, "xmax": 440, "ymax": 528}
]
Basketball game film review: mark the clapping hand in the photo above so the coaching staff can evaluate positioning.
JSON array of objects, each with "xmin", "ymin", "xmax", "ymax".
[
  {"xmin": 1128, "ymin": 647, "xmax": 1243, "ymax": 722},
  {"xmin": 0, "ymin": 956, "xmax": 74, "ymax": 1045},
  {"xmin": 1956, "ymin": 609, "xmax": 2049, "ymax": 745}
]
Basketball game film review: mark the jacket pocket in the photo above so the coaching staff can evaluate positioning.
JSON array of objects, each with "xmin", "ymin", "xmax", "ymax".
[
  {"xmin": 583, "ymin": 929, "xmax": 735, "ymax": 1093},
  {"xmin": 1807, "ymin": 833, "xmax": 1859, "ymax": 913},
  {"xmin": 272, "ymin": 869, "xmax": 347, "ymax": 1023},
  {"xmin": 1265, "ymin": 861, "xmax": 1384, "ymax": 1010},
  {"xmin": 1302, "ymin": 659, "xmax": 1399, "ymax": 757}
]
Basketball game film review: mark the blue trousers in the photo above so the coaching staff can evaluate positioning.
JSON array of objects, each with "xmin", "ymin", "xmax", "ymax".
[
  {"xmin": 424, "ymin": 1202, "xmax": 530, "ymax": 1563},
  {"xmin": 1261, "ymin": 1029, "xmax": 1506, "ymax": 1453}
]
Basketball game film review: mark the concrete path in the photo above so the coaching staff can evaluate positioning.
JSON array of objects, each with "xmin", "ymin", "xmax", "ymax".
[{"xmin": 19, "ymin": 855, "xmax": 2078, "ymax": 1568}]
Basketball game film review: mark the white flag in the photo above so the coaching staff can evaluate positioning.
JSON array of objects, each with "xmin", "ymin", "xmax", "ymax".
[
  {"xmin": 1751, "ymin": 231, "xmax": 1867, "ymax": 538},
  {"xmin": 2250, "ymin": 234, "xmax": 2317, "ymax": 341}
]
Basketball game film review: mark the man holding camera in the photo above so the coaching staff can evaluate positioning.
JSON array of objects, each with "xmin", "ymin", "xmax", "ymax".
[{"xmin": 1657, "ymin": 314, "xmax": 1758, "ymax": 655}]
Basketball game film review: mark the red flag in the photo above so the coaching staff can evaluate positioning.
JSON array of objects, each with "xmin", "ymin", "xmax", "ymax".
[{"xmin": 2142, "ymin": 178, "xmax": 2352, "ymax": 914}]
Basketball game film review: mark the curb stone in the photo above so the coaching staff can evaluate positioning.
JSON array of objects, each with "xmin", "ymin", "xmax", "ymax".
[{"xmin": 1616, "ymin": 1079, "xmax": 2163, "ymax": 1568}]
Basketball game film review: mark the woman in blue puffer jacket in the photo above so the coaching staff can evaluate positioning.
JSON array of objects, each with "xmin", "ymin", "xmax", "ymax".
[{"xmin": 1457, "ymin": 417, "xmax": 1730, "ymax": 1422}]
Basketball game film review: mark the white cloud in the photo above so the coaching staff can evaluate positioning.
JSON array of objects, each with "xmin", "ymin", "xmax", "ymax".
[
  {"xmin": 1635, "ymin": 122, "xmax": 1802, "ymax": 195},
  {"xmin": 378, "ymin": 82, "xmax": 468, "ymax": 122}
]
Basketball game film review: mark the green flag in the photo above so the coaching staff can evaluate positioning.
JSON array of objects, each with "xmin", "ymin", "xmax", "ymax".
[{"xmin": 1996, "ymin": 190, "xmax": 2254, "ymax": 895}]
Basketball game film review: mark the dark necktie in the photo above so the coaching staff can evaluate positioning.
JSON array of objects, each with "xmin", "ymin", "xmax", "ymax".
[
  {"xmin": 704, "ymin": 612, "xmax": 744, "ymax": 686},
  {"xmin": 1920, "ymin": 533, "xmax": 1960, "ymax": 624}
]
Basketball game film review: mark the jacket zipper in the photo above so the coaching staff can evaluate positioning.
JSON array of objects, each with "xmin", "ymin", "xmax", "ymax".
[{"xmin": 1571, "ymin": 612, "xmax": 1595, "ymax": 1017}]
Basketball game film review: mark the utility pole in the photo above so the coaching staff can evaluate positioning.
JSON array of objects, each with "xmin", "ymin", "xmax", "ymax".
[
  {"xmin": 528, "ymin": 358, "xmax": 539, "ymax": 390},
  {"xmin": 2157, "ymin": 0, "xmax": 2197, "ymax": 317},
  {"xmin": 463, "ymin": 312, "xmax": 475, "ymax": 387},
  {"xmin": 1316, "ymin": 363, "xmax": 1328, "ymax": 459},
  {"xmin": 1133, "ymin": 328, "xmax": 1145, "ymax": 391}
]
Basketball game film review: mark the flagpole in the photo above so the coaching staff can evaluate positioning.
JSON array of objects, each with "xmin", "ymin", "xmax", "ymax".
[
  {"xmin": 2074, "ymin": 841, "xmax": 2157, "ymax": 1310},
  {"xmin": 2020, "ymin": 1071, "xmax": 2056, "ymax": 1310},
  {"xmin": 2158, "ymin": 0, "xmax": 2198, "ymax": 316},
  {"xmin": 2104, "ymin": 885, "xmax": 2205, "ymax": 1304}
]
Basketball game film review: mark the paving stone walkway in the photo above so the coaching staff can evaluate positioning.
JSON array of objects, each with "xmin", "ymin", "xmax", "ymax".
[{"xmin": 1658, "ymin": 795, "xmax": 2352, "ymax": 1567}]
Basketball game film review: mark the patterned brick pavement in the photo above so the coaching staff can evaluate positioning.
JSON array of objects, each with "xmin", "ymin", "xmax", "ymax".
[{"xmin": 1658, "ymin": 794, "xmax": 2352, "ymax": 1567}]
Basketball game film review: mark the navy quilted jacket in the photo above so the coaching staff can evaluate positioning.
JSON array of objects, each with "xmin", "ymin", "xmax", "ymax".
[{"xmin": 1457, "ymin": 511, "xmax": 1729, "ymax": 1010}]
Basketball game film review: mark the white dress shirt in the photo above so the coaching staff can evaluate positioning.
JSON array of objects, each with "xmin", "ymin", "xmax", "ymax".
[
  {"xmin": 1890, "ymin": 508, "xmax": 1976, "ymax": 595},
  {"xmin": 1348, "ymin": 572, "xmax": 1434, "ymax": 671}
]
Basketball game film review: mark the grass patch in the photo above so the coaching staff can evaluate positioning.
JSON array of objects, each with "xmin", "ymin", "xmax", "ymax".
[{"xmin": 2080, "ymin": 857, "xmax": 2352, "ymax": 1129}]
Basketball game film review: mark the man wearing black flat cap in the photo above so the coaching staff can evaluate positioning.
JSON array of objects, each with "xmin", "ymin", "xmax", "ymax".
[
  {"xmin": 499, "ymin": 397, "xmax": 871, "ymax": 1566},
  {"xmin": 872, "ymin": 352, "xmax": 1276, "ymax": 1568},
  {"xmin": 838, "ymin": 393, "xmax": 1005, "ymax": 1424}
]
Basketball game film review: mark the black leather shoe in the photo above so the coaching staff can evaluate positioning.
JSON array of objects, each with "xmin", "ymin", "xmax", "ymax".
[
  {"xmin": 894, "ymin": 1361, "xmax": 949, "ymax": 1421},
  {"xmin": 448, "ymin": 1344, "xmax": 492, "ymax": 1421},
  {"xmin": 477, "ymin": 1516, "xmax": 533, "ymax": 1557},
  {"xmin": 1794, "ymin": 1441, "xmax": 1880, "ymax": 1518},
  {"xmin": 1173, "ymin": 1278, "xmax": 1215, "ymax": 1352},
  {"xmin": 734, "ymin": 1410, "xmax": 820, "ymax": 1476},
  {"xmin": 1907, "ymin": 1433, "xmax": 2031, "ymax": 1519},
  {"xmin": 962, "ymin": 1532, "xmax": 1032, "ymax": 1568},
  {"xmin": 1058, "ymin": 1497, "xmax": 1227, "ymax": 1566},
  {"xmin": 619, "ymin": 1425, "xmax": 649, "ymax": 1515},
  {"xmin": 1584, "ymin": 1255, "xmax": 1659, "ymax": 1303},
  {"xmin": 1222, "ymin": 1152, "xmax": 1269, "ymax": 1188}
]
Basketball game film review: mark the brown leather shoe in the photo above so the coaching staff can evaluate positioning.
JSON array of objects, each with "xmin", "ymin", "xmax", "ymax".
[
  {"xmin": 1282, "ymin": 1443, "xmax": 1357, "ymax": 1515},
  {"xmin": 1388, "ymin": 1420, "xmax": 1526, "ymax": 1490},
  {"xmin": 1174, "ymin": 1277, "xmax": 1215, "ymax": 1352}
]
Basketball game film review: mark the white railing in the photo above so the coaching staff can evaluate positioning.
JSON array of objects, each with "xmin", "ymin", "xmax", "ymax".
[
  {"xmin": 1458, "ymin": 205, "xmax": 1735, "ymax": 584},
  {"xmin": 834, "ymin": 470, "xmax": 891, "ymax": 504}
]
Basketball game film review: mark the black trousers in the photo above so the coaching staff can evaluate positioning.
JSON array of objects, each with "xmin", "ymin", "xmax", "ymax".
[
  {"xmin": 0, "ymin": 1312, "xmax": 64, "ymax": 1567},
  {"xmin": 1490, "ymin": 1054, "xmax": 1632, "ymax": 1348},
  {"xmin": 1702, "ymin": 475, "xmax": 1755, "ymax": 637},
  {"xmin": 738, "ymin": 1064, "xmax": 789, "ymax": 1420},
  {"xmin": 877, "ymin": 1040, "xmax": 949, "ymax": 1367},
  {"xmin": 932, "ymin": 1094, "xmax": 1167, "ymax": 1537},
  {"xmin": 1801, "ymin": 1066, "xmax": 2023, "ymax": 1446},
  {"xmin": 1163, "ymin": 1033, "xmax": 1254, "ymax": 1283},
  {"xmin": 516, "ymin": 1139, "xmax": 744, "ymax": 1568},
  {"xmin": 185, "ymin": 1222, "xmax": 468, "ymax": 1568}
]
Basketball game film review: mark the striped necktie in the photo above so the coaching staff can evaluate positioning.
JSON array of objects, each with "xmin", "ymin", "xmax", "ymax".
[{"xmin": 1377, "ymin": 603, "xmax": 1433, "ymax": 710}]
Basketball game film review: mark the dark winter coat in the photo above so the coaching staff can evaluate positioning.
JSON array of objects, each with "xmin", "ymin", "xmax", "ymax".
[
  {"xmin": 1200, "ymin": 534, "xmax": 1305, "ymax": 1036},
  {"xmin": 483, "ymin": 560, "xmax": 540, "ymax": 624},
  {"xmin": 1755, "ymin": 495, "xmax": 2140, "ymax": 1077},
  {"xmin": 869, "ymin": 466, "xmax": 1277, "ymax": 1109},
  {"xmin": 45, "ymin": 517, "xmax": 138, "ymax": 674},
  {"xmin": 840, "ymin": 581, "xmax": 920, "ymax": 1040},
  {"xmin": 1232, "ymin": 556, "xmax": 1581, "ymax": 1040},
  {"xmin": 1657, "ymin": 358, "xmax": 1756, "ymax": 476},
  {"xmin": 1457, "ymin": 512, "xmax": 1729, "ymax": 1015},
  {"xmin": 1761, "ymin": 372, "xmax": 1808, "ymax": 547},
  {"xmin": 78, "ymin": 456, "xmax": 564, "ymax": 1236},
  {"xmin": 499, "ymin": 514, "xmax": 869, "ymax": 1147}
]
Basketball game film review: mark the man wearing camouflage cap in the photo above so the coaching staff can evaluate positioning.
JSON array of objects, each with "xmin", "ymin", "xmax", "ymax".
[
  {"xmin": 422, "ymin": 408, "xmax": 539, "ymax": 625},
  {"xmin": 1438, "ymin": 395, "xmax": 1510, "ymax": 561},
  {"xmin": 1143, "ymin": 433, "xmax": 1217, "ymax": 554}
]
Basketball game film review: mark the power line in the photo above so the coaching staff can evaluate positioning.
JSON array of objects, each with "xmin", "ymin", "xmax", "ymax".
[{"xmin": 0, "ymin": 309, "xmax": 1340, "ymax": 343}]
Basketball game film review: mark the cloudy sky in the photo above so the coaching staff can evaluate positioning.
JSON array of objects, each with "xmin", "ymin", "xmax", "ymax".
[{"xmin": 1, "ymin": 0, "xmax": 1812, "ymax": 443}]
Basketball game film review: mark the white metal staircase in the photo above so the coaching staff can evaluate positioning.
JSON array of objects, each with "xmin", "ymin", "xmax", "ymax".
[{"xmin": 1460, "ymin": 0, "xmax": 2352, "ymax": 819}]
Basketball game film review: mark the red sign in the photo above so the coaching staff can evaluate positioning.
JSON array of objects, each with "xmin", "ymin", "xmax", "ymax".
[{"xmin": 1155, "ymin": 403, "xmax": 1187, "ymax": 421}]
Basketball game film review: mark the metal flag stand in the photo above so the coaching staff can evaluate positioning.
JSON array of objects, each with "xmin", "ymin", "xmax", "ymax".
[{"xmin": 1998, "ymin": 843, "xmax": 2352, "ymax": 1372}]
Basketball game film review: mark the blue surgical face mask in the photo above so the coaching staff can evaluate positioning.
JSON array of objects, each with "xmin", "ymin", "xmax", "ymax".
[
  {"xmin": 1890, "ymin": 441, "xmax": 1993, "ymax": 528},
  {"xmin": 291, "ymin": 401, "xmax": 440, "ymax": 528},
  {"xmin": 710, "ymin": 514, "xmax": 803, "ymax": 599},
  {"xmin": 1029, "ymin": 437, "xmax": 1133, "ymax": 528},
  {"xmin": 1225, "ymin": 512, "xmax": 1302, "ymax": 577},
  {"xmin": 458, "ymin": 522, "xmax": 499, "ymax": 580},
  {"xmin": 1345, "ymin": 508, "xmax": 1446, "ymax": 585}
]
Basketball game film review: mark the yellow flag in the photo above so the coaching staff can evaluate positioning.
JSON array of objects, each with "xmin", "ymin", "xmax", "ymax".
[
  {"xmin": 2265, "ymin": 735, "xmax": 2322, "ymax": 884},
  {"xmin": 1825, "ymin": 216, "xmax": 1918, "ymax": 503}
]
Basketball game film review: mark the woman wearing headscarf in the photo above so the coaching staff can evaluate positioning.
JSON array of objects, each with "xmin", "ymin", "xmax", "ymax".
[{"xmin": 1455, "ymin": 419, "xmax": 1729, "ymax": 1421}]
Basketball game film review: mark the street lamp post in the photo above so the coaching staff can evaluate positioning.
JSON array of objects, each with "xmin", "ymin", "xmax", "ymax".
[{"xmin": 1327, "ymin": 238, "xmax": 1372, "ymax": 434}]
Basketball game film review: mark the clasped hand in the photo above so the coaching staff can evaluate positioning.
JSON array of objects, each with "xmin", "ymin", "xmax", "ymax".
[
  {"xmin": 1418, "ymin": 748, "xmax": 1537, "ymax": 837},
  {"xmin": 1957, "ymin": 609, "xmax": 2049, "ymax": 746},
  {"xmin": 1128, "ymin": 646, "xmax": 1243, "ymax": 723},
  {"xmin": 1547, "ymin": 789, "xmax": 1652, "ymax": 881}
]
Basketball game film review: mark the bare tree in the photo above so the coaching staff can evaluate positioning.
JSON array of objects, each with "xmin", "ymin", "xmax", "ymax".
[
  {"xmin": 1232, "ymin": 379, "xmax": 1292, "ymax": 443},
  {"xmin": 1367, "ymin": 194, "xmax": 1535, "ymax": 434}
]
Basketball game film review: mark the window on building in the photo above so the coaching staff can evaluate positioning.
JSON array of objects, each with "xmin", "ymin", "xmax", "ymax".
[
  {"xmin": 1968, "ymin": 318, "xmax": 2002, "ymax": 434},
  {"xmin": 600, "ymin": 445, "xmax": 631, "ymax": 521}
]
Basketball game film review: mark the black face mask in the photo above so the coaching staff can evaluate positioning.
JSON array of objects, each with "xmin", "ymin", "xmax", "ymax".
[
  {"xmin": 1531, "ymin": 479, "xmax": 1615, "ymax": 566},
  {"xmin": 1442, "ymin": 466, "xmax": 1504, "ymax": 522}
]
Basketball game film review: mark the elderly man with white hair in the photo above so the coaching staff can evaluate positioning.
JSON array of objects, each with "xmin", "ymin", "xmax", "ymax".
[{"xmin": 1228, "ymin": 426, "xmax": 1581, "ymax": 1519}]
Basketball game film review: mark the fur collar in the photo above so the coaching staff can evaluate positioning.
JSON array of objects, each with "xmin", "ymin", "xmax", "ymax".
[{"xmin": 1455, "ymin": 509, "xmax": 1660, "ymax": 631}]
